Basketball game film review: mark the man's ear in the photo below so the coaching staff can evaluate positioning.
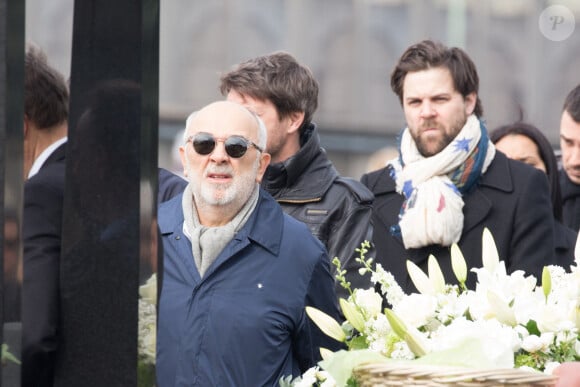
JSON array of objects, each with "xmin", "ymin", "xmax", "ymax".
[
  {"xmin": 23, "ymin": 115, "xmax": 30, "ymax": 138},
  {"xmin": 255, "ymin": 152, "xmax": 271, "ymax": 184},
  {"xmin": 179, "ymin": 145, "xmax": 188, "ymax": 177},
  {"xmin": 286, "ymin": 111, "xmax": 305, "ymax": 135},
  {"xmin": 464, "ymin": 92, "xmax": 477, "ymax": 116}
]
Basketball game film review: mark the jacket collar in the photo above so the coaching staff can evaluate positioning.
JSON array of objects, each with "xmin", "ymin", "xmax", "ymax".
[
  {"xmin": 238, "ymin": 189, "xmax": 282, "ymax": 256},
  {"xmin": 28, "ymin": 140, "xmax": 67, "ymax": 178},
  {"xmin": 261, "ymin": 123, "xmax": 338, "ymax": 200},
  {"xmin": 159, "ymin": 188, "xmax": 282, "ymax": 257}
]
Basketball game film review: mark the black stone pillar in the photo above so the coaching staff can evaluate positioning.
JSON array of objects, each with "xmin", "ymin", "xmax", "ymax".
[
  {"xmin": 57, "ymin": 0, "xmax": 159, "ymax": 385},
  {"xmin": 0, "ymin": 0, "xmax": 25, "ymax": 385}
]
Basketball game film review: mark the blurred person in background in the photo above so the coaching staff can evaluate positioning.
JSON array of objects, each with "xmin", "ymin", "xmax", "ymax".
[
  {"xmin": 559, "ymin": 84, "xmax": 580, "ymax": 232},
  {"xmin": 220, "ymin": 52, "xmax": 375, "ymax": 299},
  {"xmin": 22, "ymin": 41, "xmax": 68, "ymax": 387},
  {"xmin": 553, "ymin": 362, "xmax": 580, "ymax": 386},
  {"xmin": 491, "ymin": 122, "xmax": 576, "ymax": 269}
]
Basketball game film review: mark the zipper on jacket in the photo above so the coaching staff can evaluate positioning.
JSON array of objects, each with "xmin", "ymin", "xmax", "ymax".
[{"xmin": 277, "ymin": 197, "xmax": 322, "ymax": 204}]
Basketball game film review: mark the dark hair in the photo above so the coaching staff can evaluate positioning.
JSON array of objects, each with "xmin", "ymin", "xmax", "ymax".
[
  {"xmin": 490, "ymin": 122, "xmax": 562, "ymax": 221},
  {"xmin": 25, "ymin": 42, "xmax": 69, "ymax": 128},
  {"xmin": 563, "ymin": 84, "xmax": 580, "ymax": 122},
  {"xmin": 390, "ymin": 40, "xmax": 483, "ymax": 118},
  {"xmin": 219, "ymin": 51, "xmax": 318, "ymax": 132}
]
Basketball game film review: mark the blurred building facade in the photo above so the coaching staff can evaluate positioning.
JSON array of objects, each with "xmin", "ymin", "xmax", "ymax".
[{"xmin": 26, "ymin": 0, "xmax": 580, "ymax": 179}]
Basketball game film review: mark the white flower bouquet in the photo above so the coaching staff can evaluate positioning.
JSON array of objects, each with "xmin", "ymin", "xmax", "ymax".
[{"xmin": 287, "ymin": 229, "xmax": 579, "ymax": 386}]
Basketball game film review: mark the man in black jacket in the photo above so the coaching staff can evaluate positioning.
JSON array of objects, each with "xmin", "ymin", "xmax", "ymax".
[
  {"xmin": 220, "ymin": 52, "xmax": 374, "ymax": 298},
  {"xmin": 559, "ymin": 84, "xmax": 580, "ymax": 232},
  {"xmin": 22, "ymin": 42, "xmax": 69, "ymax": 387},
  {"xmin": 361, "ymin": 40, "xmax": 556, "ymax": 293}
]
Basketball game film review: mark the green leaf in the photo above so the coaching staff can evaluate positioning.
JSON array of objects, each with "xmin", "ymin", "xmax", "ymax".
[
  {"xmin": 306, "ymin": 306, "xmax": 346, "ymax": 343},
  {"xmin": 348, "ymin": 336, "xmax": 369, "ymax": 350},
  {"xmin": 525, "ymin": 320, "xmax": 541, "ymax": 336}
]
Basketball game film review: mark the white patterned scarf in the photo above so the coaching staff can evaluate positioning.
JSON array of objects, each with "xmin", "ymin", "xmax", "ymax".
[{"xmin": 388, "ymin": 114, "xmax": 496, "ymax": 248}]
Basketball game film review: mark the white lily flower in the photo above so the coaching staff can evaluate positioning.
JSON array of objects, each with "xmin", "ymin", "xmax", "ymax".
[
  {"xmin": 450, "ymin": 243, "xmax": 467, "ymax": 284},
  {"xmin": 428, "ymin": 255, "xmax": 446, "ymax": 293},
  {"xmin": 305, "ymin": 306, "xmax": 346, "ymax": 343},
  {"xmin": 294, "ymin": 367, "xmax": 318, "ymax": 387},
  {"xmin": 385, "ymin": 308, "xmax": 428, "ymax": 356},
  {"xmin": 481, "ymin": 227, "xmax": 499, "ymax": 273},
  {"xmin": 542, "ymin": 267, "xmax": 552, "ymax": 301},
  {"xmin": 486, "ymin": 290, "xmax": 516, "ymax": 326},
  {"xmin": 393, "ymin": 293, "xmax": 437, "ymax": 328},
  {"xmin": 352, "ymin": 288, "xmax": 383, "ymax": 318},
  {"xmin": 319, "ymin": 347, "xmax": 334, "ymax": 361},
  {"xmin": 340, "ymin": 298, "xmax": 366, "ymax": 333},
  {"xmin": 407, "ymin": 260, "xmax": 435, "ymax": 295}
]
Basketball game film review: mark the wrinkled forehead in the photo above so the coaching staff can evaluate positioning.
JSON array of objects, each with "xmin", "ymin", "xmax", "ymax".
[{"xmin": 187, "ymin": 102, "xmax": 258, "ymax": 139}]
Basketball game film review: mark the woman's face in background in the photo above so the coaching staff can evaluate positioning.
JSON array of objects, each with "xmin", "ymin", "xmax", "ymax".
[{"xmin": 494, "ymin": 133, "xmax": 547, "ymax": 173}]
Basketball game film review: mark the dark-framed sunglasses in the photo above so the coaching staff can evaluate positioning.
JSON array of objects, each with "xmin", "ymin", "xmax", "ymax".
[{"xmin": 187, "ymin": 132, "xmax": 263, "ymax": 159}]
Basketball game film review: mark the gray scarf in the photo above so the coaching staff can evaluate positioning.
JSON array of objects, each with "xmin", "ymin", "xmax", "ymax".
[{"xmin": 182, "ymin": 184, "xmax": 259, "ymax": 277}]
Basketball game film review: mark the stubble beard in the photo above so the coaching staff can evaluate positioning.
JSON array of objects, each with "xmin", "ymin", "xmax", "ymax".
[
  {"xmin": 412, "ymin": 114, "xmax": 468, "ymax": 157},
  {"xmin": 193, "ymin": 157, "xmax": 260, "ymax": 210},
  {"xmin": 564, "ymin": 163, "xmax": 580, "ymax": 184}
]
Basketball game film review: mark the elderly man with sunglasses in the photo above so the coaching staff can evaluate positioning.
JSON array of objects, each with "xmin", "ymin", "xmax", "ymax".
[{"xmin": 156, "ymin": 101, "xmax": 341, "ymax": 387}]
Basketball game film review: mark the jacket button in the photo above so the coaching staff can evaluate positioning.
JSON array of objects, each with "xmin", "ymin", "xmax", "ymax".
[{"xmin": 175, "ymin": 235, "xmax": 181, "ymax": 240}]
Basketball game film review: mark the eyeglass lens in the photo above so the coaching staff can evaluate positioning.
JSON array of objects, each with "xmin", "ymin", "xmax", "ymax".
[{"xmin": 192, "ymin": 133, "xmax": 250, "ymax": 158}]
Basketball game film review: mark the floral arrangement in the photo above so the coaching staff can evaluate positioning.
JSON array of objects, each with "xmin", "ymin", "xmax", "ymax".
[
  {"xmin": 285, "ymin": 229, "xmax": 580, "ymax": 386},
  {"xmin": 138, "ymin": 273, "xmax": 157, "ymax": 386}
]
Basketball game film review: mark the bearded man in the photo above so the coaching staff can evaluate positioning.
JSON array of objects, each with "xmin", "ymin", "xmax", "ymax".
[
  {"xmin": 361, "ymin": 40, "xmax": 557, "ymax": 293},
  {"xmin": 156, "ymin": 101, "xmax": 341, "ymax": 386}
]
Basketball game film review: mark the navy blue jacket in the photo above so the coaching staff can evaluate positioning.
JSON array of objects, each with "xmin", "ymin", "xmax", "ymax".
[
  {"xmin": 158, "ymin": 168, "xmax": 187, "ymax": 203},
  {"xmin": 157, "ymin": 188, "xmax": 341, "ymax": 387}
]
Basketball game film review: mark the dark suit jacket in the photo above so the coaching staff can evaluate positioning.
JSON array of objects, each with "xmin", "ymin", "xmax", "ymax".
[
  {"xmin": 158, "ymin": 167, "xmax": 187, "ymax": 203},
  {"xmin": 22, "ymin": 143, "xmax": 66, "ymax": 387},
  {"xmin": 361, "ymin": 151, "xmax": 557, "ymax": 294}
]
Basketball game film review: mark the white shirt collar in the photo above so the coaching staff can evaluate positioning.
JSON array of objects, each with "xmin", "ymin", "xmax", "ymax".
[{"xmin": 27, "ymin": 137, "xmax": 68, "ymax": 179}]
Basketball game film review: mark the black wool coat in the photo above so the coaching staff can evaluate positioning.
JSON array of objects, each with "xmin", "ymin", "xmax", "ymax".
[{"xmin": 361, "ymin": 151, "xmax": 557, "ymax": 294}]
